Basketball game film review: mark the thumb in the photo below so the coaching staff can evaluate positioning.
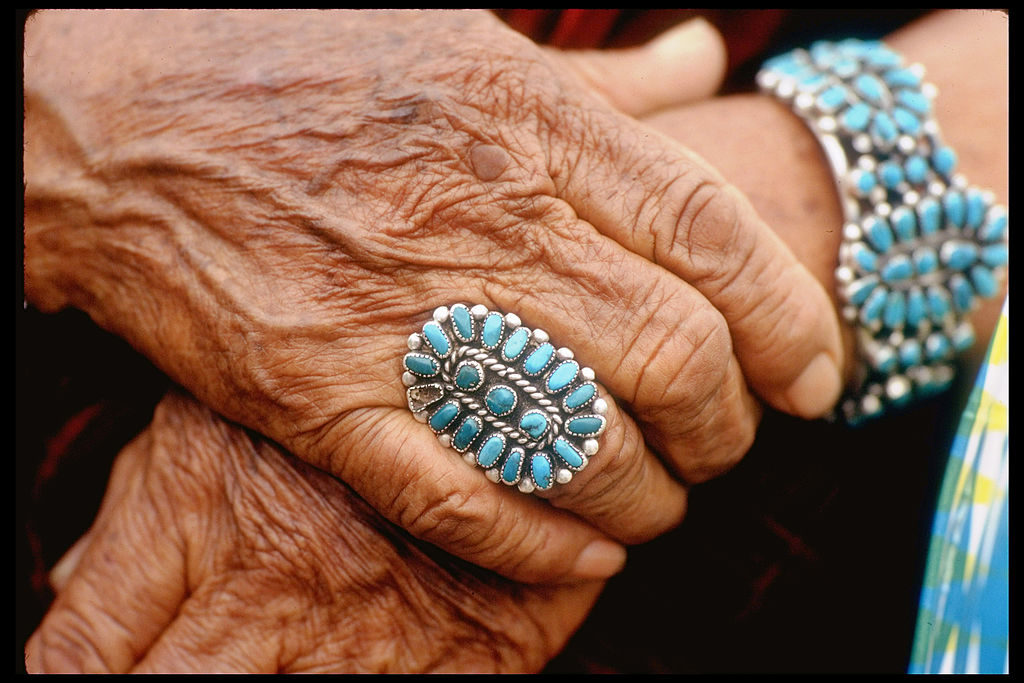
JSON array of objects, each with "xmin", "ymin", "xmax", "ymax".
[{"xmin": 546, "ymin": 17, "xmax": 728, "ymax": 117}]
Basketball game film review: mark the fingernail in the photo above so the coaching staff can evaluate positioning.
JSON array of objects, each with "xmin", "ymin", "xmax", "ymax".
[
  {"xmin": 651, "ymin": 17, "xmax": 715, "ymax": 56},
  {"xmin": 785, "ymin": 352, "xmax": 843, "ymax": 419},
  {"xmin": 49, "ymin": 535, "xmax": 89, "ymax": 592},
  {"xmin": 571, "ymin": 539, "xmax": 627, "ymax": 580}
]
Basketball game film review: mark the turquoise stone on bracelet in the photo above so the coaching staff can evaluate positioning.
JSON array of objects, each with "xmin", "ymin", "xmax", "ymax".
[
  {"xmin": 403, "ymin": 304, "xmax": 607, "ymax": 493},
  {"xmin": 758, "ymin": 37, "xmax": 1008, "ymax": 423}
]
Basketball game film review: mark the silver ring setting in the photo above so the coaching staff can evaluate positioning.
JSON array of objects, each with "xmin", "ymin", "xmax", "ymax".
[{"xmin": 402, "ymin": 304, "xmax": 607, "ymax": 493}]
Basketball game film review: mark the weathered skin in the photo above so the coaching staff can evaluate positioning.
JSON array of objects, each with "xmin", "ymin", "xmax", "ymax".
[{"xmin": 24, "ymin": 9, "xmax": 845, "ymax": 584}]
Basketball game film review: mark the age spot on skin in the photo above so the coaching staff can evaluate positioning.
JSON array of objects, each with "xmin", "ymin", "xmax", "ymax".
[{"xmin": 469, "ymin": 144, "xmax": 510, "ymax": 182}]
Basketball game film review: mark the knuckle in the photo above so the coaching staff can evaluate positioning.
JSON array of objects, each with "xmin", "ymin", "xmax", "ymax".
[
  {"xmin": 393, "ymin": 481, "xmax": 497, "ymax": 552},
  {"xmin": 658, "ymin": 178, "xmax": 753, "ymax": 291},
  {"xmin": 679, "ymin": 376, "xmax": 761, "ymax": 483},
  {"xmin": 628, "ymin": 296, "xmax": 734, "ymax": 424},
  {"xmin": 554, "ymin": 418, "xmax": 687, "ymax": 544}
]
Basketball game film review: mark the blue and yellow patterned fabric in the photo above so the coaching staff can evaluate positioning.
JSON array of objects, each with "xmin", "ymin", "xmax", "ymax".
[{"xmin": 910, "ymin": 296, "xmax": 1008, "ymax": 674}]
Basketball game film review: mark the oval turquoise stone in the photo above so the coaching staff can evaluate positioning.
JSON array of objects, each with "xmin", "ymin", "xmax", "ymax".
[
  {"xmin": 879, "ymin": 161, "xmax": 904, "ymax": 189},
  {"xmin": 855, "ymin": 170, "xmax": 877, "ymax": 195},
  {"xmin": 404, "ymin": 354, "xmax": 438, "ymax": 377},
  {"xmin": 842, "ymin": 102, "xmax": 872, "ymax": 131},
  {"xmin": 422, "ymin": 322, "xmax": 450, "ymax": 356},
  {"xmin": 904, "ymin": 155, "xmax": 928, "ymax": 184},
  {"xmin": 451, "ymin": 304, "xmax": 473, "ymax": 341},
  {"xmin": 970, "ymin": 265, "xmax": 997, "ymax": 298},
  {"xmin": 428, "ymin": 401, "xmax": 459, "ymax": 431},
  {"xmin": 477, "ymin": 435, "xmax": 505, "ymax": 468},
  {"xmin": 502, "ymin": 327, "xmax": 529, "ymax": 360},
  {"xmin": 852, "ymin": 243, "xmax": 879, "ymax": 273},
  {"xmin": 502, "ymin": 451, "xmax": 522, "ymax": 483},
  {"xmin": 950, "ymin": 275, "xmax": 974, "ymax": 313},
  {"xmin": 942, "ymin": 191, "xmax": 966, "ymax": 228},
  {"xmin": 455, "ymin": 363, "xmax": 482, "ymax": 390},
  {"xmin": 883, "ymin": 291, "xmax": 907, "ymax": 329},
  {"xmin": 906, "ymin": 288, "xmax": 927, "ymax": 328},
  {"xmin": 810, "ymin": 41, "xmax": 837, "ymax": 66},
  {"xmin": 965, "ymin": 190, "xmax": 988, "ymax": 229},
  {"xmin": 564, "ymin": 383, "xmax": 596, "ymax": 411},
  {"xmin": 918, "ymin": 198, "xmax": 941, "ymax": 235},
  {"xmin": 854, "ymin": 73, "xmax": 887, "ymax": 104},
  {"xmin": 872, "ymin": 111, "xmax": 898, "ymax": 145},
  {"xmin": 566, "ymin": 415, "xmax": 605, "ymax": 437},
  {"xmin": 481, "ymin": 312, "xmax": 504, "ymax": 348},
  {"xmin": 932, "ymin": 146, "xmax": 957, "ymax": 177},
  {"xmin": 485, "ymin": 386, "xmax": 516, "ymax": 416},
  {"xmin": 944, "ymin": 191, "xmax": 966, "ymax": 228},
  {"xmin": 979, "ymin": 210, "xmax": 1007, "ymax": 242},
  {"xmin": 519, "ymin": 411, "xmax": 549, "ymax": 439},
  {"xmin": 453, "ymin": 417, "xmax": 480, "ymax": 451},
  {"xmin": 546, "ymin": 360, "xmax": 579, "ymax": 392},
  {"xmin": 883, "ymin": 67, "xmax": 922, "ymax": 88},
  {"xmin": 865, "ymin": 217, "xmax": 894, "ymax": 253},
  {"xmin": 847, "ymin": 276, "xmax": 878, "ymax": 306},
  {"xmin": 981, "ymin": 244, "xmax": 1008, "ymax": 268},
  {"xmin": 832, "ymin": 57, "xmax": 858, "ymax": 79},
  {"xmin": 941, "ymin": 241, "xmax": 978, "ymax": 270},
  {"xmin": 893, "ymin": 107, "xmax": 921, "ymax": 134},
  {"xmin": 897, "ymin": 89, "xmax": 930, "ymax": 115},
  {"xmin": 860, "ymin": 287, "xmax": 887, "ymax": 324},
  {"xmin": 816, "ymin": 84, "xmax": 848, "ymax": 110},
  {"xmin": 899, "ymin": 339, "xmax": 922, "ymax": 368},
  {"xmin": 927, "ymin": 286, "xmax": 951, "ymax": 321},
  {"xmin": 925, "ymin": 333, "xmax": 952, "ymax": 362},
  {"xmin": 799, "ymin": 73, "xmax": 828, "ymax": 91},
  {"xmin": 912, "ymin": 247, "xmax": 938, "ymax": 275},
  {"xmin": 531, "ymin": 455, "xmax": 552, "ymax": 490},
  {"xmin": 523, "ymin": 343, "xmax": 554, "ymax": 375},
  {"xmin": 891, "ymin": 207, "xmax": 916, "ymax": 242},
  {"xmin": 864, "ymin": 42, "xmax": 900, "ymax": 68},
  {"xmin": 881, "ymin": 254, "xmax": 913, "ymax": 283},
  {"xmin": 553, "ymin": 437, "xmax": 584, "ymax": 468}
]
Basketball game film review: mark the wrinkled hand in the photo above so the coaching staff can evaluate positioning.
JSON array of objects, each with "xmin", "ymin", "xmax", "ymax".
[
  {"xmin": 25, "ymin": 392, "xmax": 602, "ymax": 673},
  {"xmin": 24, "ymin": 10, "xmax": 844, "ymax": 583}
]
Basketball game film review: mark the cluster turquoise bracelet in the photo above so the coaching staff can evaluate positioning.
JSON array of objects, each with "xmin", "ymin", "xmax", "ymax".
[{"xmin": 757, "ymin": 39, "xmax": 1008, "ymax": 424}]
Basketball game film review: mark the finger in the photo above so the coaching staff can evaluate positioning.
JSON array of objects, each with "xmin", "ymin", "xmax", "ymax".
[
  {"xmin": 322, "ymin": 224, "xmax": 763, "ymax": 574},
  {"xmin": 546, "ymin": 98, "xmax": 845, "ymax": 419},
  {"xmin": 545, "ymin": 17, "xmax": 728, "ymax": 117},
  {"xmin": 25, "ymin": 434, "xmax": 187, "ymax": 673},
  {"xmin": 491, "ymin": 214, "xmax": 763, "ymax": 486},
  {"xmin": 48, "ymin": 427, "xmax": 152, "ymax": 595},
  {"xmin": 322, "ymin": 407, "xmax": 647, "ymax": 582}
]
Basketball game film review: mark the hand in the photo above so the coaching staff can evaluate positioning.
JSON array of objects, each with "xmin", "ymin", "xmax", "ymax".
[
  {"xmin": 640, "ymin": 9, "xmax": 1008, "ymax": 374},
  {"xmin": 24, "ymin": 10, "xmax": 844, "ymax": 583},
  {"xmin": 25, "ymin": 392, "xmax": 603, "ymax": 673}
]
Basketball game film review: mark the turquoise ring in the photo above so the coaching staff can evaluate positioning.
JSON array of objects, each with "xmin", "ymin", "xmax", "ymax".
[
  {"xmin": 402, "ymin": 304, "xmax": 607, "ymax": 493},
  {"xmin": 758, "ymin": 39, "xmax": 1008, "ymax": 423}
]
